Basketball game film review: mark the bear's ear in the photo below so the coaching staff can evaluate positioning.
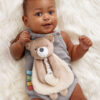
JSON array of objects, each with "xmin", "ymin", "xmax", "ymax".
[
  {"xmin": 45, "ymin": 35, "xmax": 54, "ymax": 43},
  {"xmin": 25, "ymin": 41, "xmax": 32, "ymax": 50}
]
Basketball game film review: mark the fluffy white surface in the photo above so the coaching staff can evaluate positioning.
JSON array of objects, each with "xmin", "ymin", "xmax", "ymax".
[{"xmin": 0, "ymin": 0, "xmax": 100, "ymax": 100}]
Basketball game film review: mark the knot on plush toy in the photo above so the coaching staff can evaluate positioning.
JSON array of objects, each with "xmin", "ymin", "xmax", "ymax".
[{"xmin": 44, "ymin": 58, "xmax": 59, "ymax": 86}]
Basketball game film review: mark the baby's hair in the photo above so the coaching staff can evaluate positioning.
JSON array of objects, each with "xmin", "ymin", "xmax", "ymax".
[
  {"xmin": 23, "ymin": 0, "xmax": 28, "ymax": 15},
  {"xmin": 23, "ymin": 0, "xmax": 55, "ymax": 15}
]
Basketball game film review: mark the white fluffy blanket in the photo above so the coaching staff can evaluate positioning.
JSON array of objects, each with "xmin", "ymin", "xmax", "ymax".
[{"xmin": 0, "ymin": 0, "xmax": 100, "ymax": 100}]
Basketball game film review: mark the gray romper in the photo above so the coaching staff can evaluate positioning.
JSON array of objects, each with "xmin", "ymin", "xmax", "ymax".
[{"xmin": 25, "ymin": 29, "xmax": 77, "ymax": 100}]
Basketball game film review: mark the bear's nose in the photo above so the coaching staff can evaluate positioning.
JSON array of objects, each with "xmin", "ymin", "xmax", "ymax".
[{"xmin": 40, "ymin": 48, "xmax": 44, "ymax": 52}]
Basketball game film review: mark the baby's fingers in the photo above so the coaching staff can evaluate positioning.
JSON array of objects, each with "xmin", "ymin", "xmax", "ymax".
[
  {"xmin": 23, "ymin": 38, "xmax": 31, "ymax": 42},
  {"xmin": 20, "ymin": 31, "xmax": 30, "ymax": 38},
  {"xmin": 87, "ymin": 39, "xmax": 93, "ymax": 46},
  {"xmin": 79, "ymin": 35, "xmax": 92, "ymax": 46},
  {"xmin": 79, "ymin": 35, "xmax": 86, "ymax": 41}
]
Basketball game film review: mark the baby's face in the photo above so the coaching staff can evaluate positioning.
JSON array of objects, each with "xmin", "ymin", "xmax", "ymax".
[{"xmin": 23, "ymin": 0, "xmax": 57, "ymax": 34}]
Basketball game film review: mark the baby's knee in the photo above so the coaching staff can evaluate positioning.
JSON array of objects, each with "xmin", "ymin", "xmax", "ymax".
[{"xmin": 70, "ymin": 83, "xmax": 87, "ymax": 100}]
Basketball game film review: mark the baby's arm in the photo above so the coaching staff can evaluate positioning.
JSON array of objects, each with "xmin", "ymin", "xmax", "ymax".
[
  {"xmin": 10, "ymin": 32, "xmax": 35, "ymax": 95},
  {"xmin": 61, "ymin": 31, "xmax": 92, "ymax": 61},
  {"xmin": 10, "ymin": 31, "xmax": 30, "ymax": 60}
]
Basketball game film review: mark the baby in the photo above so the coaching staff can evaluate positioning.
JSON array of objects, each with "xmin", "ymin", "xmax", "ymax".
[{"xmin": 10, "ymin": 0, "xmax": 92, "ymax": 100}]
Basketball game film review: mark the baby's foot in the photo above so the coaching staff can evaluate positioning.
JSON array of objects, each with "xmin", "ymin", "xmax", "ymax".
[
  {"xmin": 49, "ymin": 93, "xmax": 58, "ymax": 100},
  {"xmin": 60, "ymin": 89, "xmax": 68, "ymax": 96}
]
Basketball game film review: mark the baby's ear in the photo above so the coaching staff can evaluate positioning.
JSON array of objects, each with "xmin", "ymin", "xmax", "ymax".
[
  {"xmin": 22, "ymin": 16, "xmax": 29, "ymax": 27},
  {"xmin": 25, "ymin": 41, "xmax": 32, "ymax": 50},
  {"xmin": 45, "ymin": 35, "xmax": 54, "ymax": 43}
]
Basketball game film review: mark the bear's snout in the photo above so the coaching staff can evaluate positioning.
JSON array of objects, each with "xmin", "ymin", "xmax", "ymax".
[{"xmin": 37, "ymin": 47, "xmax": 48, "ymax": 58}]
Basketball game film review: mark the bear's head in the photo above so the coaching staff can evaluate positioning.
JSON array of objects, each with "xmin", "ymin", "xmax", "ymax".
[{"xmin": 25, "ymin": 35, "xmax": 54, "ymax": 60}]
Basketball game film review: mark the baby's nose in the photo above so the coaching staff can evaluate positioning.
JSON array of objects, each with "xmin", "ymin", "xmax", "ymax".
[{"xmin": 43, "ymin": 14, "xmax": 50, "ymax": 21}]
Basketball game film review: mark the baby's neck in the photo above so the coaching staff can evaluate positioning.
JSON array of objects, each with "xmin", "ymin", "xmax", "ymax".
[{"xmin": 32, "ymin": 31, "xmax": 55, "ymax": 34}]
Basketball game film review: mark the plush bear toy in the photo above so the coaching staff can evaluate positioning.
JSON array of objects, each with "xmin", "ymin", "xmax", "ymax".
[{"xmin": 25, "ymin": 35, "xmax": 74, "ymax": 100}]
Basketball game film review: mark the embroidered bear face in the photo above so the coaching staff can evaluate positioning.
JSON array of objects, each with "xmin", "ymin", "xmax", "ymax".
[{"xmin": 25, "ymin": 35, "xmax": 54, "ymax": 60}]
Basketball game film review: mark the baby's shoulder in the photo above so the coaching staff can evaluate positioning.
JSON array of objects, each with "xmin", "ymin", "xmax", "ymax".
[{"xmin": 60, "ymin": 31, "xmax": 71, "ymax": 43}]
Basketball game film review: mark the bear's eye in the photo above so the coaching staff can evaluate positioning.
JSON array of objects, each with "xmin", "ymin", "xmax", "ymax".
[{"xmin": 35, "ymin": 48, "xmax": 37, "ymax": 51}]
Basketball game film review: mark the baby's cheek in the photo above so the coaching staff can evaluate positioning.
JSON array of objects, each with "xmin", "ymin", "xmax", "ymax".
[{"xmin": 53, "ymin": 17, "xmax": 57, "ymax": 25}]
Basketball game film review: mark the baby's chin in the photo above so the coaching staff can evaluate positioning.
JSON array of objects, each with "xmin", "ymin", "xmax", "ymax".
[
  {"xmin": 33, "ymin": 29, "xmax": 55, "ymax": 34},
  {"xmin": 41, "ymin": 27, "xmax": 56, "ymax": 34},
  {"xmin": 42, "ymin": 30, "xmax": 54, "ymax": 34}
]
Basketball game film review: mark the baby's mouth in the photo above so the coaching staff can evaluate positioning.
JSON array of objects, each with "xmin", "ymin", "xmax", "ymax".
[{"xmin": 42, "ymin": 23, "xmax": 52, "ymax": 28}]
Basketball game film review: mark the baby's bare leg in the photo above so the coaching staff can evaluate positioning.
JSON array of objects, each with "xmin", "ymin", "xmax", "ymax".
[
  {"xmin": 32, "ymin": 98, "xmax": 43, "ymax": 100},
  {"xmin": 70, "ymin": 83, "xmax": 87, "ymax": 100}
]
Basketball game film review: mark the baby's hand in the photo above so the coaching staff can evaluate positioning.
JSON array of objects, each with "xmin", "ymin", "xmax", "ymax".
[
  {"xmin": 79, "ymin": 35, "xmax": 92, "ymax": 50},
  {"xmin": 19, "ymin": 31, "xmax": 31, "ymax": 45}
]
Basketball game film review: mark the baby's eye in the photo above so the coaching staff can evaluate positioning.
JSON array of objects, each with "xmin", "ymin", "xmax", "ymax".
[
  {"xmin": 48, "ymin": 11, "xmax": 54, "ymax": 15},
  {"xmin": 35, "ymin": 12, "xmax": 42, "ymax": 16}
]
